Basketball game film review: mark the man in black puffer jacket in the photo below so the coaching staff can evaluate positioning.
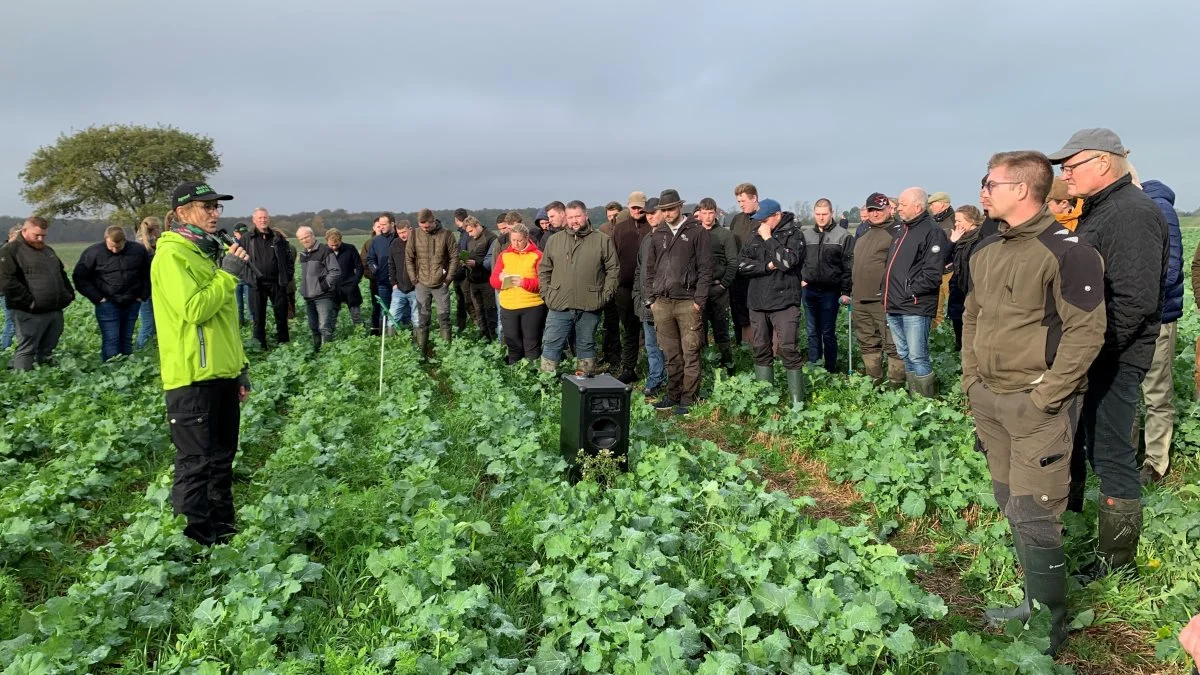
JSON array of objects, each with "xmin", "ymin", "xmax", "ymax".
[
  {"xmin": 737, "ymin": 199, "xmax": 806, "ymax": 405},
  {"xmin": 1047, "ymin": 129, "xmax": 1167, "ymax": 577},
  {"xmin": 883, "ymin": 187, "xmax": 950, "ymax": 397}
]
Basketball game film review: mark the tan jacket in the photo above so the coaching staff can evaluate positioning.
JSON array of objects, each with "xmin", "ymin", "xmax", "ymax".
[
  {"xmin": 962, "ymin": 207, "xmax": 1106, "ymax": 412},
  {"xmin": 405, "ymin": 222, "xmax": 458, "ymax": 289}
]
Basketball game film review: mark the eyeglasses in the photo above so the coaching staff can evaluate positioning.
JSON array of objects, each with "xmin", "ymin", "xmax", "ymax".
[
  {"xmin": 200, "ymin": 203, "xmax": 224, "ymax": 214},
  {"xmin": 1060, "ymin": 154, "xmax": 1101, "ymax": 176},
  {"xmin": 982, "ymin": 181, "xmax": 1022, "ymax": 194},
  {"xmin": 629, "ymin": 206, "xmax": 644, "ymax": 211}
]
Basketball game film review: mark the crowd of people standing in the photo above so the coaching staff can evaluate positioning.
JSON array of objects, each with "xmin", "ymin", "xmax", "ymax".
[{"xmin": 0, "ymin": 127, "xmax": 1195, "ymax": 662}]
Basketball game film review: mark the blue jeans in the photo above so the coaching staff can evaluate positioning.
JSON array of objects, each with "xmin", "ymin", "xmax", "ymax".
[
  {"xmin": 96, "ymin": 301, "xmax": 141, "ymax": 361},
  {"xmin": 236, "ymin": 282, "xmax": 254, "ymax": 325},
  {"xmin": 804, "ymin": 288, "xmax": 841, "ymax": 372},
  {"xmin": 1, "ymin": 296, "xmax": 14, "ymax": 350},
  {"xmin": 389, "ymin": 289, "xmax": 418, "ymax": 327},
  {"xmin": 541, "ymin": 309, "xmax": 600, "ymax": 362},
  {"xmin": 643, "ymin": 321, "xmax": 666, "ymax": 388},
  {"xmin": 373, "ymin": 283, "xmax": 394, "ymax": 330},
  {"xmin": 886, "ymin": 314, "xmax": 933, "ymax": 376},
  {"xmin": 136, "ymin": 298, "xmax": 156, "ymax": 348}
]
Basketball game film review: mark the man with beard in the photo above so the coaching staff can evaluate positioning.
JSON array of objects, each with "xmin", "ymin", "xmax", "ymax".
[
  {"xmin": 537, "ymin": 200, "xmax": 619, "ymax": 375},
  {"xmin": 737, "ymin": 199, "xmax": 806, "ymax": 405},
  {"xmin": 644, "ymin": 189, "xmax": 712, "ymax": 415}
]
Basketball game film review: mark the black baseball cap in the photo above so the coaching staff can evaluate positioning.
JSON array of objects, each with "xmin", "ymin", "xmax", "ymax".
[
  {"xmin": 233, "ymin": 222, "xmax": 249, "ymax": 233},
  {"xmin": 172, "ymin": 181, "xmax": 233, "ymax": 207},
  {"xmin": 864, "ymin": 192, "xmax": 890, "ymax": 211}
]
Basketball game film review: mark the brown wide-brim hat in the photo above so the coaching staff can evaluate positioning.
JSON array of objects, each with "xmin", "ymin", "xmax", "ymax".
[{"xmin": 657, "ymin": 188, "xmax": 684, "ymax": 210}]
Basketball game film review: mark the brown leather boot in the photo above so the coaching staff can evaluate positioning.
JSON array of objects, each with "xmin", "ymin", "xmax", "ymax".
[
  {"xmin": 862, "ymin": 352, "xmax": 884, "ymax": 386},
  {"xmin": 886, "ymin": 357, "xmax": 906, "ymax": 390}
]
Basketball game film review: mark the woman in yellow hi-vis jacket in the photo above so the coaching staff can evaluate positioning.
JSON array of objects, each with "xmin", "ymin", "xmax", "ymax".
[{"xmin": 152, "ymin": 181, "xmax": 253, "ymax": 546}]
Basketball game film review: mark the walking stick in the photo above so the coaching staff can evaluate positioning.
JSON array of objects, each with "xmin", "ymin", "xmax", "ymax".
[{"xmin": 373, "ymin": 295, "xmax": 403, "ymax": 396}]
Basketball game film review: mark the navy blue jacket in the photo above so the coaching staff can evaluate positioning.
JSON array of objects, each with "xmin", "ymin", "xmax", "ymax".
[
  {"xmin": 1143, "ymin": 180, "xmax": 1182, "ymax": 324},
  {"xmin": 366, "ymin": 232, "xmax": 397, "ymax": 287}
]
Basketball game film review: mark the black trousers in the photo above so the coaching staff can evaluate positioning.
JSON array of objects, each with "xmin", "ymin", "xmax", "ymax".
[
  {"xmin": 453, "ymin": 278, "xmax": 470, "ymax": 331},
  {"xmin": 1071, "ymin": 357, "xmax": 1146, "ymax": 501},
  {"xmin": 601, "ymin": 300, "xmax": 621, "ymax": 366},
  {"xmin": 501, "ymin": 305, "xmax": 548, "ymax": 363},
  {"xmin": 612, "ymin": 286, "xmax": 642, "ymax": 373},
  {"xmin": 703, "ymin": 284, "xmax": 732, "ymax": 347},
  {"xmin": 166, "ymin": 379, "xmax": 241, "ymax": 546},
  {"xmin": 750, "ymin": 305, "xmax": 802, "ymax": 369},
  {"xmin": 251, "ymin": 282, "xmax": 290, "ymax": 347},
  {"xmin": 730, "ymin": 278, "xmax": 751, "ymax": 329}
]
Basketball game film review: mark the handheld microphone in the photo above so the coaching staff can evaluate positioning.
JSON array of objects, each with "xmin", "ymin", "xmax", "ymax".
[{"xmin": 217, "ymin": 228, "xmax": 261, "ymax": 278}]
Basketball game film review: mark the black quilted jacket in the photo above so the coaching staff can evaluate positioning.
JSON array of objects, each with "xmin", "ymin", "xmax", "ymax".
[{"xmin": 1076, "ymin": 173, "xmax": 1168, "ymax": 369}]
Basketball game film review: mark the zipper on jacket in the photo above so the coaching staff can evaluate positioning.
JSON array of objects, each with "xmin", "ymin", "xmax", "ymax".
[
  {"xmin": 197, "ymin": 326, "xmax": 207, "ymax": 368},
  {"xmin": 882, "ymin": 226, "xmax": 911, "ymax": 312}
]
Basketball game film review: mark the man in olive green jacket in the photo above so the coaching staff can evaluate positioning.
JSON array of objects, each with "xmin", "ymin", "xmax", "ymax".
[
  {"xmin": 537, "ymin": 200, "xmax": 620, "ymax": 374},
  {"xmin": 153, "ymin": 181, "xmax": 254, "ymax": 547},
  {"xmin": 963, "ymin": 151, "xmax": 1105, "ymax": 656}
]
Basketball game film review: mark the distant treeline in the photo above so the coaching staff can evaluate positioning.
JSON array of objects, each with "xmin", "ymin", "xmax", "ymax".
[{"xmin": 1, "ymin": 207, "xmax": 613, "ymax": 243}]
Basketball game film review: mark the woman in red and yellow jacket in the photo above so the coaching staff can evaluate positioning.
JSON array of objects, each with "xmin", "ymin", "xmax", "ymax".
[{"xmin": 490, "ymin": 222, "xmax": 546, "ymax": 364}]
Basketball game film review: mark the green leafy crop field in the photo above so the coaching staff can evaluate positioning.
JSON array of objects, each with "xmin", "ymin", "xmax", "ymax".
[{"xmin": 0, "ymin": 233, "xmax": 1197, "ymax": 673}]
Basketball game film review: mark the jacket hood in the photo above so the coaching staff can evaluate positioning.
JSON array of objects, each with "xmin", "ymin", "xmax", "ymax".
[
  {"xmin": 1141, "ymin": 180, "xmax": 1175, "ymax": 205},
  {"xmin": 534, "ymin": 208, "xmax": 548, "ymax": 224},
  {"xmin": 777, "ymin": 211, "xmax": 796, "ymax": 230},
  {"xmin": 504, "ymin": 241, "xmax": 540, "ymax": 254}
]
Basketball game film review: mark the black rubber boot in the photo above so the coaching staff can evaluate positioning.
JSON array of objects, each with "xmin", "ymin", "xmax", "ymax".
[
  {"xmin": 785, "ymin": 369, "xmax": 806, "ymax": 407},
  {"xmin": 984, "ymin": 532, "xmax": 1030, "ymax": 626},
  {"xmin": 1023, "ymin": 544, "xmax": 1069, "ymax": 656},
  {"xmin": 717, "ymin": 342, "xmax": 735, "ymax": 375},
  {"xmin": 754, "ymin": 365, "xmax": 774, "ymax": 383},
  {"xmin": 1094, "ymin": 494, "xmax": 1142, "ymax": 576}
]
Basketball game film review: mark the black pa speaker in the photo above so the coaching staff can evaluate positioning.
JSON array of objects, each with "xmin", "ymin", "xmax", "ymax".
[{"xmin": 560, "ymin": 373, "xmax": 632, "ymax": 475}]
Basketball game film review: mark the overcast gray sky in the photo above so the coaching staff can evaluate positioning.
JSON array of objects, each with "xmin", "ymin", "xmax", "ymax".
[{"xmin": 2, "ymin": 0, "xmax": 1196, "ymax": 218}]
